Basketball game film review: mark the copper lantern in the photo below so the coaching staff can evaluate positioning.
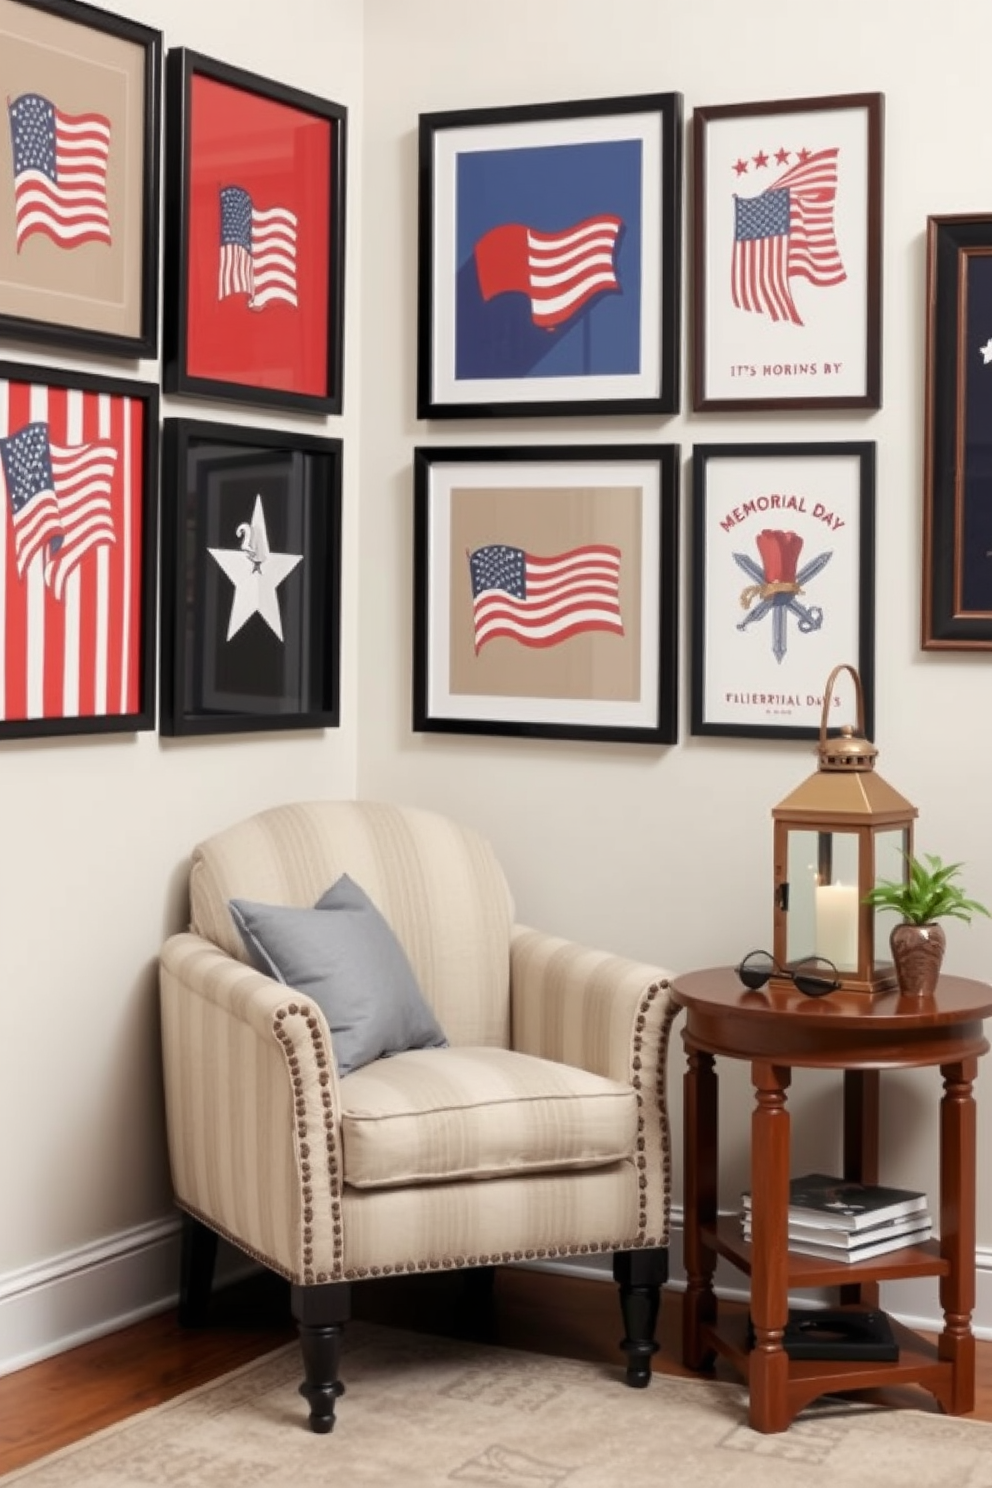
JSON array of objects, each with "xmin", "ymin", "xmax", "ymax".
[{"xmin": 771, "ymin": 664, "xmax": 918, "ymax": 994}]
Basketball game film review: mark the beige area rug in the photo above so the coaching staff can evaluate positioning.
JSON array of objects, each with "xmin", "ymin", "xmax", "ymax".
[{"xmin": 3, "ymin": 1322, "xmax": 992, "ymax": 1488}]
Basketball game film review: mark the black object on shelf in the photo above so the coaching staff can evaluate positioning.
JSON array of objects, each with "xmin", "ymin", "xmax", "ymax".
[{"xmin": 747, "ymin": 1307, "xmax": 899, "ymax": 1361}]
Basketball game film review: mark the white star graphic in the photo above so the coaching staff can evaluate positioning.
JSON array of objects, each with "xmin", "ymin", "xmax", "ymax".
[
  {"xmin": 981, "ymin": 339, "xmax": 992, "ymax": 365},
  {"xmin": 208, "ymin": 494, "xmax": 302, "ymax": 641}
]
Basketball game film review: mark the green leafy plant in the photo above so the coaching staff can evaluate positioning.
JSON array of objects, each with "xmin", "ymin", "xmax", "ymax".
[{"xmin": 863, "ymin": 852, "xmax": 991, "ymax": 926}]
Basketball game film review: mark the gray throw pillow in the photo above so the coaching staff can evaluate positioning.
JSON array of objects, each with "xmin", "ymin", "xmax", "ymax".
[{"xmin": 229, "ymin": 874, "xmax": 448, "ymax": 1077}]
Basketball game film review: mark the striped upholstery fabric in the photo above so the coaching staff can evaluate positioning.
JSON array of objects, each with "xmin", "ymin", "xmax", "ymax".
[
  {"xmin": 339, "ymin": 1047, "xmax": 637, "ymax": 1188},
  {"xmin": 160, "ymin": 801, "xmax": 679, "ymax": 1286},
  {"xmin": 188, "ymin": 801, "xmax": 514, "ymax": 1048}
]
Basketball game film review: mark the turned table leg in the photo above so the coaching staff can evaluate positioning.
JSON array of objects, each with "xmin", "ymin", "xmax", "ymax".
[
  {"xmin": 938, "ymin": 1056, "xmax": 978, "ymax": 1414},
  {"xmin": 840, "ymin": 1068, "xmax": 881, "ymax": 1310},
  {"xmin": 682, "ymin": 1046, "xmax": 718, "ymax": 1370},
  {"xmin": 747, "ymin": 1060, "xmax": 792, "ymax": 1434}
]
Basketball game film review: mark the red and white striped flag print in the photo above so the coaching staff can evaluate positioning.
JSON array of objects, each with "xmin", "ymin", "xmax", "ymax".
[
  {"xmin": 468, "ymin": 543, "xmax": 623, "ymax": 651},
  {"xmin": 7, "ymin": 93, "xmax": 111, "ymax": 251},
  {"xmin": 473, "ymin": 215, "xmax": 622, "ymax": 329},
  {"xmin": 0, "ymin": 377, "xmax": 144, "ymax": 724}
]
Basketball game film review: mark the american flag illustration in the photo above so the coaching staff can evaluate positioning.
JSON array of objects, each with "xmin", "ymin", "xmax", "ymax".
[
  {"xmin": 219, "ymin": 185, "xmax": 298, "ymax": 309},
  {"xmin": 473, "ymin": 215, "xmax": 622, "ymax": 329},
  {"xmin": 0, "ymin": 379, "xmax": 143, "ymax": 723},
  {"xmin": 0, "ymin": 421, "xmax": 117, "ymax": 600},
  {"xmin": 468, "ymin": 543, "xmax": 623, "ymax": 652},
  {"xmin": 7, "ymin": 92, "xmax": 111, "ymax": 251},
  {"xmin": 731, "ymin": 149, "xmax": 845, "ymax": 325}
]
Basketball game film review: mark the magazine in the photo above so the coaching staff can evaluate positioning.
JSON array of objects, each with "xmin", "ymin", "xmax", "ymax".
[
  {"xmin": 777, "ymin": 1222, "xmax": 932, "ymax": 1263},
  {"xmin": 740, "ymin": 1210, "xmax": 931, "ymax": 1249},
  {"xmin": 740, "ymin": 1172, "xmax": 928, "ymax": 1232}
]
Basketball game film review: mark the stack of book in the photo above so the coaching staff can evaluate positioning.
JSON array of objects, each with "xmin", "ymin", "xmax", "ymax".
[{"xmin": 740, "ymin": 1172, "xmax": 932, "ymax": 1262}]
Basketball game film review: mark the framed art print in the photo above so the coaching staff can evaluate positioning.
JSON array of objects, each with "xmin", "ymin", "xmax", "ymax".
[
  {"xmin": 691, "ymin": 442, "xmax": 875, "ymax": 740},
  {"xmin": 160, "ymin": 418, "xmax": 342, "ymax": 736},
  {"xmin": 922, "ymin": 214, "xmax": 992, "ymax": 649},
  {"xmin": 0, "ymin": 359, "xmax": 158, "ymax": 738},
  {"xmin": 414, "ymin": 445, "xmax": 679, "ymax": 743},
  {"xmin": 0, "ymin": 0, "xmax": 161, "ymax": 357},
  {"xmin": 418, "ymin": 92, "xmax": 683, "ymax": 418},
  {"xmin": 693, "ymin": 93, "xmax": 883, "ymax": 411},
  {"xmin": 163, "ymin": 50, "xmax": 347, "ymax": 415}
]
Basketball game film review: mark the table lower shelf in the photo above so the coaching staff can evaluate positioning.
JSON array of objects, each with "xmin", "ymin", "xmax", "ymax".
[
  {"xmin": 702, "ymin": 1309, "xmax": 957, "ymax": 1423},
  {"xmin": 707, "ymin": 1216, "xmax": 950, "ymax": 1286}
]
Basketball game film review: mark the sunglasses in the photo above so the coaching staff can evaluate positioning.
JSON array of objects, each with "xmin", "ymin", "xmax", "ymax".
[{"xmin": 736, "ymin": 949, "xmax": 841, "ymax": 999}]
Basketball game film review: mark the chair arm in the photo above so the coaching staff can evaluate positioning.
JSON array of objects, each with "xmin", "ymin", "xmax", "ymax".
[
  {"xmin": 509, "ymin": 924, "xmax": 679, "ymax": 1087},
  {"xmin": 510, "ymin": 925, "xmax": 681, "ymax": 1247},
  {"xmin": 160, "ymin": 932, "xmax": 344, "ymax": 1284}
]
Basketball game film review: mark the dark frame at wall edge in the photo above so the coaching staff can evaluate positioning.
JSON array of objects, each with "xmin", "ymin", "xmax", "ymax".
[
  {"xmin": 159, "ymin": 418, "xmax": 343, "ymax": 738},
  {"xmin": 922, "ymin": 213, "xmax": 992, "ymax": 649},
  {"xmin": 161, "ymin": 48, "xmax": 347, "ymax": 415},
  {"xmin": 0, "ymin": 0, "xmax": 161, "ymax": 358},
  {"xmin": 0, "ymin": 359, "xmax": 159, "ymax": 740},
  {"xmin": 413, "ymin": 443, "xmax": 680, "ymax": 744},
  {"xmin": 416, "ymin": 91, "xmax": 683, "ymax": 419}
]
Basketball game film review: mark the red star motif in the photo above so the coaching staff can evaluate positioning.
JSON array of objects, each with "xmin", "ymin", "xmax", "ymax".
[
  {"xmin": 752, "ymin": 150, "xmax": 769, "ymax": 169},
  {"xmin": 774, "ymin": 147, "xmax": 790, "ymax": 166},
  {"xmin": 797, "ymin": 147, "xmax": 811, "ymax": 163},
  {"xmin": 733, "ymin": 157, "xmax": 749, "ymax": 176}
]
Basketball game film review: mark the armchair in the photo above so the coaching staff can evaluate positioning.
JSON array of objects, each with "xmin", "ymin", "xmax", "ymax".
[{"xmin": 159, "ymin": 800, "xmax": 679, "ymax": 1432}]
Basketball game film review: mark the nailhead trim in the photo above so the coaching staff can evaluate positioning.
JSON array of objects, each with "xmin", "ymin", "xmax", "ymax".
[{"xmin": 274, "ymin": 1001, "xmax": 344, "ymax": 1286}]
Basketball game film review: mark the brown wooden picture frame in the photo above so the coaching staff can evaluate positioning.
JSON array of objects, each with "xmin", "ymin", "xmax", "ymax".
[{"xmin": 922, "ymin": 214, "xmax": 992, "ymax": 649}]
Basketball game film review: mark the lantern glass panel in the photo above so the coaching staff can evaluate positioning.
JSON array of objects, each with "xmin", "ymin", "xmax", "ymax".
[
  {"xmin": 784, "ymin": 828, "xmax": 861, "ymax": 971},
  {"xmin": 873, "ymin": 826, "xmax": 910, "ymax": 966}
]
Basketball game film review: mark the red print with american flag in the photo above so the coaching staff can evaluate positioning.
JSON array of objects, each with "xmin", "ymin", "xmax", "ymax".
[
  {"xmin": 731, "ymin": 146, "xmax": 845, "ymax": 325},
  {"xmin": 0, "ymin": 377, "xmax": 144, "ymax": 724},
  {"xmin": 468, "ymin": 542, "xmax": 623, "ymax": 652},
  {"xmin": 7, "ymin": 92, "xmax": 112, "ymax": 251},
  {"xmin": 473, "ymin": 215, "xmax": 623, "ymax": 330}
]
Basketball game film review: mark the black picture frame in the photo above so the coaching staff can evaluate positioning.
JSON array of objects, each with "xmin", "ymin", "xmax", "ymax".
[
  {"xmin": 0, "ymin": 358, "xmax": 159, "ymax": 739},
  {"xmin": 691, "ymin": 442, "xmax": 875, "ymax": 740},
  {"xmin": 417, "ymin": 92, "xmax": 683, "ymax": 419},
  {"xmin": 163, "ymin": 48, "xmax": 347, "ymax": 415},
  {"xmin": 922, "ymin": 214, "xmax": 992, "ymax": 649},
  {"xmin": 0, "ymin": 0, "xmax": 161, "ymax": 358},
  {"xmin": 414, "ymin": 444, "xmax": 679, "ymax": 743},
  {"xmin": 159, "ymin": 418, "xmax": 342, "ymax": 736},
  {"xmin": 692, "ymin": 92, "xmax": 883, "ymax": 412}
]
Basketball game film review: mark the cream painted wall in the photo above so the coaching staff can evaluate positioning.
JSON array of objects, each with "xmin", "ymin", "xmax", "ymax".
[
  {"xmin": 358, "ymin": 0, "xmax": 992, "ymax": 1244},
  {"xmin": 0, "ymin": 0, "xmax": 364, "ymax": 1275}
]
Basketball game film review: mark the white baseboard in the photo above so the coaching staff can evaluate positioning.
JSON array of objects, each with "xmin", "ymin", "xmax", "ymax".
[
  {"xmin": 0, "ymin": 1216, "xmax": 257, "ymax": 1379},
  {"xmin": 2, "ymin": 1205, "xmax": 990, "ymax": 1380}
]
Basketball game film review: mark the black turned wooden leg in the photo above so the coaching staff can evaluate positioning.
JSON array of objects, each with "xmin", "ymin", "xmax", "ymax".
[
  {"xmin": 178, "ymin": 1213, "xmax": 218, "ymax": 1328},
  {"xmin": 613, "ymin": 1248, "xmax": 667, "ymax": 1388},
  {"xmin": 291, "ymin": 1282, "xmax": 351, "ymax": 1434}
]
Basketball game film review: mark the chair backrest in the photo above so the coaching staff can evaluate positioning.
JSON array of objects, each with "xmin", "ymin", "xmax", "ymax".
[{"xmin": 187, "ymin": 800, "xmax": 514, "ymax": 1048}]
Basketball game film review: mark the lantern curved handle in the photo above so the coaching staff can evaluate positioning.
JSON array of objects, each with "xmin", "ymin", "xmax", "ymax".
[{"xmin": 819, "ymin": 663, "xmax": 865, "ymax": 745}]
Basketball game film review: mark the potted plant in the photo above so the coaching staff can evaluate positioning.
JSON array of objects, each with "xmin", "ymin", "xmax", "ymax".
[{"xmin": 863, "ymin": 852, "xmax": 990, "ymax": 995}]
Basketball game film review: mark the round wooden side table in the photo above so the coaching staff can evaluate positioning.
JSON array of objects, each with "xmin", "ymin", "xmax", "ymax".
[{"xmin": 670, "ymin": 967, "xmax": 992, "ymax": 1433}]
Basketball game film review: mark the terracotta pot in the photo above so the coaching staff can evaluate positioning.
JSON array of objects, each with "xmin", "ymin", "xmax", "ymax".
[{"xmin": 889, "ymin": 921, "xmax": 946, "ymax": 997}]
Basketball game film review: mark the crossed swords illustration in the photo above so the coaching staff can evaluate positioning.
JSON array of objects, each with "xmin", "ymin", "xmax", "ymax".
[{"xmin": 733, "ymin": 549, "xmax": 832, "ymax": 662}]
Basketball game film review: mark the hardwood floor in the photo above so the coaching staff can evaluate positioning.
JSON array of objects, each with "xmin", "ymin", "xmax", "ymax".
[{"xmin": 2, "ymin": 1266, "xmax": 992, "ymax": 1474}]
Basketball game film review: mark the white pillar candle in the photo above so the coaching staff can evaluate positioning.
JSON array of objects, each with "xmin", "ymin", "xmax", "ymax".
[{"xmin": 815, "ymin": 882, "xmax": 859, "ymax": 970}]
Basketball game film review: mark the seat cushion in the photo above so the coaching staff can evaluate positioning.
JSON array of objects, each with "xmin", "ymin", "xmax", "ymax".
[
  {"xmin": 339, "ymin": 1046, "xmax": 638, "ymax": 1189},
  {"xmin": 229, "ymin": 874, "xmax": 448, "ymax": 1076}
]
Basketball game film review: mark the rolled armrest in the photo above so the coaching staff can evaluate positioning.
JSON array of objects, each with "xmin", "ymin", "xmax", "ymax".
[
  {"xmin": 510, "ymin": 925, "xmax": 681, "ymax": 1245},
  {"xmin": 510, "ymin": 924, "xmax": 679, "ymax": 1084},
  {"xmin": 160, "ymin": 932, "xmax": 343, "ymax": 1282}
]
